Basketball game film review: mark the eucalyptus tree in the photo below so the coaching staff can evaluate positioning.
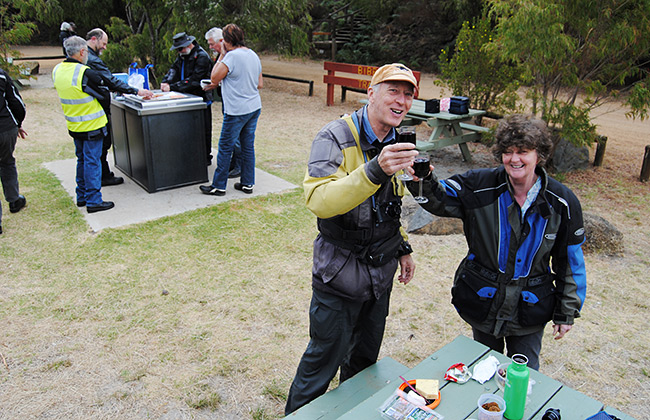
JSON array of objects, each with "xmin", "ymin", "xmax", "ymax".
[{"xmin": 487, "ymin": 0, "xmax": 650, "ymax": 147}]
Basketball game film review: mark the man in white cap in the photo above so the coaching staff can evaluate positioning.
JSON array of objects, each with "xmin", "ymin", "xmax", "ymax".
[
  {"xmin": 161, "ymin": 32, "xmax": 213, "ymax": 165},
  {"xmin": 285, "ymin": 63, "xmax": 420, "ymax": 414}
]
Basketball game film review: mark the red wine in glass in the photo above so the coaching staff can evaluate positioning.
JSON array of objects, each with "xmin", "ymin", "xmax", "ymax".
[
  {"xmin": 397, "ymin": 129, "xmax": 417, "ymax": 181},
  {"xmin": 413, "ymin": 157, "xmax": 431, "ymax": 178},
  {"xmin": 398, "ymin": 131, "xmax": 416, "ymax": 145},
  {"xmin": 413, "ymin": 156, "xmax": 430, "ymax": 203}
]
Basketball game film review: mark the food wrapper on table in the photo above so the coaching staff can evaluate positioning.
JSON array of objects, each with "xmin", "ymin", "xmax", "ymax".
[
  {"xmin": 444, "ymin": 362, "xmax": 472, "ymax": 383},
  {"xmin": 440, "ymin": 97, "xmax": 451, "ymax": 112},
  {"xmin": 379, "ymin": 389, "xmax": 444, "ymax": 420}
]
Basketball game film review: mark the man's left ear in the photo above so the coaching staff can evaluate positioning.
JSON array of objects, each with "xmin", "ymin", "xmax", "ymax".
[{"xmin": 367, "ymin": 86, "xmax": 375, "ymax": 103}]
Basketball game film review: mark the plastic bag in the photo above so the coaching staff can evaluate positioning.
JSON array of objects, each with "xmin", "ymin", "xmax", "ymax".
[
  {"xmin": 128, "ymin": 62, "xmax": 153, "ymax": 90},
  {"xmin": 127, "ymin": 73, "xmax": 145, "ymax": 90}
]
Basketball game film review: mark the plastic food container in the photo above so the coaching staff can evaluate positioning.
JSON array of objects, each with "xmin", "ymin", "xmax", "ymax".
[{"xmin": 477, "ymin": 393, "xmax": 506, "ymax": 420}]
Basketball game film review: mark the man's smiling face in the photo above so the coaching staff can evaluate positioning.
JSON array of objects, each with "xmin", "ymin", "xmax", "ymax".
[{"xmin": 367, "ymin": 81, "xmax": 414, "ymax": 134}]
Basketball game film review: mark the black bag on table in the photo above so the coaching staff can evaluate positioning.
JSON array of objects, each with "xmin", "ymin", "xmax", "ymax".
[
  {"xmin": 449, "ymin": 96, "xmax": 469, "ymax": 114},
  {"xmin": 425, "ymin": 99, "xmax": 440, "ymax": 114}
]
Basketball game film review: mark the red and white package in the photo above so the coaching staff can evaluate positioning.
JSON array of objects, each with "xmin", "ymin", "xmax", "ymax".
[
  {"xmin": 444, "ymin": 362, "xmax": 472, "ymax": 383},
  {"xmin": 440, "ymin": 97, "xmax": 451, "ymax": 112}
]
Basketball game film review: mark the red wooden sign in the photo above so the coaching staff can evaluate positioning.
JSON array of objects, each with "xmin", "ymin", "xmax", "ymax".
[{"xmin": 323, "ymin": 61, "xmax": 420, "ymax": 106}]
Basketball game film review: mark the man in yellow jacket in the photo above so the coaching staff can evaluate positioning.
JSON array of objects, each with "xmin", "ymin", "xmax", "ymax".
[
  {"xmin": 285, "ymin": 64, "xmax": 419, "ymax": 414},
  {"xmin": 53, "ymin": 36, "xmax": 114, "ymax": 213}
]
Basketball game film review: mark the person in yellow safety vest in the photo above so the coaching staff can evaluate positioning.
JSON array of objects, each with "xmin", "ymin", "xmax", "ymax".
[{"xmin": 53, "ymin": 35, "xmax": 114, "ymax": 213}]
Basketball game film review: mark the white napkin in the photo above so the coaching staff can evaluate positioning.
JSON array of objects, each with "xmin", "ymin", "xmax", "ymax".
[
  {"xmin": 472, "ymin": 355, "xmax": 500, "ymax": 384},
  {"xmin": 405, "ymin": 391, "xmax": 427, "ymax": 407}
]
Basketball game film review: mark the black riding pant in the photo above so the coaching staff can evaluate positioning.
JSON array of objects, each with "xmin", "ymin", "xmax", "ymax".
[{"xmin": 285, "ymin": 286, "xmax": 392, "ymax": 415}]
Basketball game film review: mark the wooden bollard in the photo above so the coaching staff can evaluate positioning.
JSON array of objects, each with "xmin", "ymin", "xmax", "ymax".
[
  {"xmin": 641, "ymin": 145, "xmax": 650, "ymax": 182},
  {"xmin": 594, "ymin": 135, "xmax": 607, "ymax": 167}
]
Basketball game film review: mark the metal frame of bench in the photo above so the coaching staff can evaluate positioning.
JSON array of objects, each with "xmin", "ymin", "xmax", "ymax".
[{"xmin": 263, "ymin": 73, "xmax": 314, "ymax": 96}]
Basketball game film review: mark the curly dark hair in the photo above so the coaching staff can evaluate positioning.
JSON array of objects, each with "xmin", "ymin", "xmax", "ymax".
[{"xmin": 491, "ymin": 114, "xmax": 553, "ymax": 166}]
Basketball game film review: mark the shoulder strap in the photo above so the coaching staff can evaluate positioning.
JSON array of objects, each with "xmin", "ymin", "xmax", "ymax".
[{"xmin": 342, "ymin": 113, "xmax": 361, "ymax": 148}]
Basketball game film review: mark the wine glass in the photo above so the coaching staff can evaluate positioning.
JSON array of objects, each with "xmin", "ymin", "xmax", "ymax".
[
  {"xmin": 412, "ymin": 154, "xmax": 430, "ymax": 204},
  {"xmin": 396, "ymin": 126, "xmax": 417, "ymax": 181}
]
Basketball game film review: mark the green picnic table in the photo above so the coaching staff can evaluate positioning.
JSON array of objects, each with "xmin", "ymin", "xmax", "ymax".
[
  {"xmin": 284, "ymin": 334, "xmax": 637, "ymax": 420},
  {"xmin": 360, "ymin": 99, "xmax": 489, "ymax": 162},
  {"xmin": 404, "ymin": 99, "xmax": 488, "ymax": 162}
]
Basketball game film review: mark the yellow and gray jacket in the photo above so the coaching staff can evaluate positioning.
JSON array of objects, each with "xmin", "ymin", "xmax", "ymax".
[
  {"xmin": 409, "ymin": 166, "xmax": 586, "ymax": 337},
  {"xmin": 53, "ymin": 60, "xmax": 108, "ymax": 134},
  {"xmin": 304, "ymin": 108, "xmax": 411, "ymax": 301}
]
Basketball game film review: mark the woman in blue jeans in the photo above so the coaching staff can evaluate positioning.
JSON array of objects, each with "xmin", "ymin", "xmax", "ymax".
[{"xmin": 200, "ymin": 23, "xmax": 262, "ymax": 196}]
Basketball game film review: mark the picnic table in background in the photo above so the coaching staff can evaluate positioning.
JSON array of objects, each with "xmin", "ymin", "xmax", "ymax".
[
  {"xmin": 284, "ymin": 334, "xmax": 637, "ymax": 420},
  {"xmin": 405, "ymin": 99, "xmax": 488, "ymax": 162},
  {"xmin": 359, "ymin": 98, "xmax": 488, "ymax": 161}
]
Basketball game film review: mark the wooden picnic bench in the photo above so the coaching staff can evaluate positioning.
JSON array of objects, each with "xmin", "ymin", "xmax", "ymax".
[
  {"xmin": 284, "ymin": 334, "xmax": 637, "ymax": 420},
  {"xmin": 324, "ymin": 61, "xmax": 421, "ymax": 106}
]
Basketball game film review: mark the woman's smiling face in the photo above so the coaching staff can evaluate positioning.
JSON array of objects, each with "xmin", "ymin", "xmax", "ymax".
[{"xmin": 502, "ymin": 147, "xmax": 539, "ymax": 184}]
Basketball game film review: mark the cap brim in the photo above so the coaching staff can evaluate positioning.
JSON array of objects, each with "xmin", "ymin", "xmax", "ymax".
[
  {"xmin": 170, "ymin": 37, "xmax": 195, "ymax": 50},
  {"xmin": 382, "ymin": 76, "xmax": 418, "ymax": 89}
]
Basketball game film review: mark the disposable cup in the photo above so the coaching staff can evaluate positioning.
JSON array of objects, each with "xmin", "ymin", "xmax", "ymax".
[{"xmin": 477, "ymin": 393, "xmax": 506, "ymax": 420}]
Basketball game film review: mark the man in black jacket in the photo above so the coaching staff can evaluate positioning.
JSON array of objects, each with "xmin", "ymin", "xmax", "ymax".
[
  {"xmin": 0, "ymin": 68, "xmax": 28, "ymax": 234},
  {"xmin": 161, "ymin": 32, "xmax": 213, "ymax": 165},
  {"xmin": 86, "ymin": 28, "xmax": 153, "ymax": 186}
]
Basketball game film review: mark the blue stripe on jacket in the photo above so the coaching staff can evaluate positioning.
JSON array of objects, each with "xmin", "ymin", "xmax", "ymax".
[
  {"xmin": 498, "ymin": 192, "xmax": 512, "ymax": 272},
  {"xmin": 513, "ymin": 213, "xmax": 547, "ymax": 279},
  {"xmin": 568, "ymin": 241, "xmax": 587, "ymax": 309}
]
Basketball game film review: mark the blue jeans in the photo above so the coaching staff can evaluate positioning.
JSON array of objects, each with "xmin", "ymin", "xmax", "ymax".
[
  {"xmin": 74, "ymin": 138, "xmax": 103, "ymax": 206},
  {"xmin": 210, "ymin": 108, "xmax": 260, "ymax": 189},
  {"xmin": 0, "ymin": 127, "xmax": 20, "ymax": 222},
  {"xmin": 231, "ymin": 140, "xmax": 241, "ymax": 173}
]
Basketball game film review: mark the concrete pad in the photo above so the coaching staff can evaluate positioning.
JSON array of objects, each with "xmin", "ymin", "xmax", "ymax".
[{"xmin": 43, "ymin": 153, "xmax": 298, "ymax": 232}]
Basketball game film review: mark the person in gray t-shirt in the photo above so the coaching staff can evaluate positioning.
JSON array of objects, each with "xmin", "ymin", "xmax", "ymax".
[{"xmin": 200, "ymin": 24, "xmax": 262, "ymax": 196}]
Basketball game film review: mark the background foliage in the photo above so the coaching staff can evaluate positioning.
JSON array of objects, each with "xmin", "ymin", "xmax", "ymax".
[
  {"xmin": 7, "ymin": 0, "xmax": 650, "ymax": 154},
  {"xmin": 486, "ymin": 0, "xmax": 650, "ymax": 148},
  {"xmin": 1, "ymin": 0, "xmax": 38, "ymax": 78},
  {"xmin": 437, "ymin": 15, "xmax": 522, "ymax": 117}
]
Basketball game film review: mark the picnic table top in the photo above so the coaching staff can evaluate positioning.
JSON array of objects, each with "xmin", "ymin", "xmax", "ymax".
[
  {"xmin": 359, "ymin": 98, "xmax": 485, "ymax": 122},
  {"xmin": 407, "ymin": 99, "xmax": 486, "ymax": 122},
  {"xmin": 336, "ymin": 335, "xmax": 636, "ymax": 420}
]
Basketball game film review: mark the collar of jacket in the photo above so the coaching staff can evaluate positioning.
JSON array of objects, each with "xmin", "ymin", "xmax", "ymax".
[
  {"xmin": 504, "ymin": 165, "xmax": 552, "ymax": 219},
  {"xmin": 352, "ymin": 108, "xmax": 396, "ymax": 156}
]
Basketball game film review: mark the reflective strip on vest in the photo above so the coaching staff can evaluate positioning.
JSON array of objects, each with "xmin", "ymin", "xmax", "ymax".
[
  {"xmin": 65, "ymin": 109, "xmax": 106, "ymax": 123},
  {"xmin": 53, "ymin": 62, "xmax": 107, "ymax": 133},
  {"xmin": 59, "ymin": 96, "xmax": 95, "ymax": 105}
]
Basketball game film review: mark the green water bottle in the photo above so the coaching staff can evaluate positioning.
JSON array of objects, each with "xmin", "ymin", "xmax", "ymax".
[{"xmin": 503, "ymin": 354, "xmax": 529, "ymax": 420}]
